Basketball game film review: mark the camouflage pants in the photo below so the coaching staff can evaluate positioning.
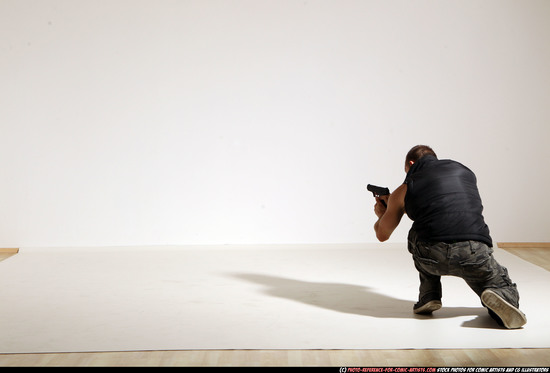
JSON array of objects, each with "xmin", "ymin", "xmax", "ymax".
[{"xmin": 407, "ymin": 229, "xmax": 520, "ymax": 309}]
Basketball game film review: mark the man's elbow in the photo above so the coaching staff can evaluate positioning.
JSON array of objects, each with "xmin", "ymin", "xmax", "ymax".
[
  {"xmin": 376, "ymin": 231, "xmax": 390, "ymax": 242},
  {"xmin": 374, "ymin": 219, "xmax": 395, "ymax": 242}
]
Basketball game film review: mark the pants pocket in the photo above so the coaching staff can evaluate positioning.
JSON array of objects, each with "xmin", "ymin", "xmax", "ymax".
[
  {"xmin": 416, "ymin": 256, "xmax": 439, "ymax": 265},
  {"xmin": 460, "ymin": 255, "xmax": 494, "ymax": 281}
]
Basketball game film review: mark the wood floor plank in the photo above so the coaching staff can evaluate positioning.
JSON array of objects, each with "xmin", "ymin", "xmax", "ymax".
[
  {"xmin": 501, "ymin": 247, "xmax": 550, "ymax": 272},
  {"xmin": 2, "ymin": 348, "xmax": 550, "ymax": 367}
]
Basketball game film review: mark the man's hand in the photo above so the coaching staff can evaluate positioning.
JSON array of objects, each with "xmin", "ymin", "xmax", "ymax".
[{"xmin": 374, "ymin": 195, "xmax": 389, "ymax": 218}]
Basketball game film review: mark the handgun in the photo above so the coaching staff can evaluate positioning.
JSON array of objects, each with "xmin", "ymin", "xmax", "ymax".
[{"xmin": 367, "ymin": 184, "xmax": 390, "ymax": 207}]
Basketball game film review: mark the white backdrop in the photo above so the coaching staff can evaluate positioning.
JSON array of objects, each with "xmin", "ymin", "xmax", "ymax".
[{"xmin": 2, "ymin": 0, "xmax": 549, "ymax": 247}]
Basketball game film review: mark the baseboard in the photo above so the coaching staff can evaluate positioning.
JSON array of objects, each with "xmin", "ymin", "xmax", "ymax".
[
  {"xmin": 498, "ymin": 242, "xmax": 550, "ymax": 249},
  {"xmin": 0, "ymin": 248, "xmax": 19, "ymax": 254}
]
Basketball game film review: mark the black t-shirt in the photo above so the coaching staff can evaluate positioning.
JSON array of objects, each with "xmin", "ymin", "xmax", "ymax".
[{"xmin": 404, "ymin": 155, "xmax": 493, "ymax": 247}]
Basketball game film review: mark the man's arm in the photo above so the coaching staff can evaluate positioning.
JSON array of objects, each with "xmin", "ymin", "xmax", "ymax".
[{"xmin": 374, "ymin": 184, "xmax": 407, "ymax": 242}]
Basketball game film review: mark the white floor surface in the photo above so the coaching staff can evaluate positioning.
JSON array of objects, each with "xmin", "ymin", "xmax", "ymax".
[{"xmin": 0, "ymin": 244, "xmax": 548, "ymax": 353}]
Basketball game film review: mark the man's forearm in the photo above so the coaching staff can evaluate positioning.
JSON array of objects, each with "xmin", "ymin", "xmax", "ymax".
[
  {"xmin": 374, "ymin": 218, "xmax": 388, "ymax": 242},
  {"xmin": 374, "ymin": 219, "xmax": 380, "ymax": 233}
]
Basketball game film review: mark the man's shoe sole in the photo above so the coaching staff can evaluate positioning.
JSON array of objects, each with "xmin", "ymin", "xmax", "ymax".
[
  {"xmin": 414, "ymin": 300, "xmax": 442, "ymax": 314},
  {"xmin": 481, "ymin": 289, "xmax": 527, "ymax": 329}
]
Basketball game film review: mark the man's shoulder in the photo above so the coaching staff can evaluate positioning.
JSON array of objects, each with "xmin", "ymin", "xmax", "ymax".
[
  {"xmin": 439, "ymin": 159, "xmax": 476, "ymax": 175},
  {"xmin": 394, "ymin": 183, "xmax": 407, "ymax": 193},
  {"xmin": 392, "ymin": 183, "xmax": 408, "ymax": 202}
]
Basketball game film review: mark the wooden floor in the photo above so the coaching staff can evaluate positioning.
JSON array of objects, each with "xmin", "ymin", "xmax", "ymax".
[{"xmin": 0, "ymin": 244, "xmax": 548, "ymax": 367}]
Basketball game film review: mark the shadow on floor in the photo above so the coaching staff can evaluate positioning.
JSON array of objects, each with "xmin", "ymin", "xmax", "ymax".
[{"xmin": 229, "ymin": 273, "xmax": 501, "ymax": 329}]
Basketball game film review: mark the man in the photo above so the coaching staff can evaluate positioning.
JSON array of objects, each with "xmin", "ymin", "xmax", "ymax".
[{"xmin": 373, "ymin": 145, "xmax": 526, "ymax": 329}]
